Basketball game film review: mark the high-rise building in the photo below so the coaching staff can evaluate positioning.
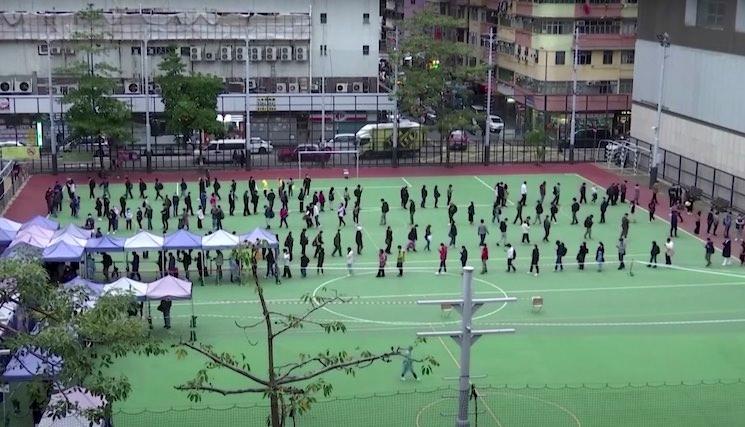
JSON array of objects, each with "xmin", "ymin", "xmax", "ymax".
[{"xmin": 632, "ymin": 0, "xmax": 745, "ymax": 180}]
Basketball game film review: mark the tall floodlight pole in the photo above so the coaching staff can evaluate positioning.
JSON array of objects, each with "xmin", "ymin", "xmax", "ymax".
[
  {"xmin": 142, "ymin": 32, "xmax": 152, "ymax": 172},
  {"xmin": 46, "ymin": 31, "xmax": 58, "ymax": 175},
  {"xmin": 569, "ymin": 26, "xmax": 579, "ymax": 163},
  {"xmin": 483, "ymin": 27, "xmax": 494, "ymax": 166},
  {"xmin": 650, "ymin": 32, "xmax": 670, "ymax": 188},
  {"xmin": 417, "ymin": 266, "xmax": 516, "ymax": 427},
  {"xmin": 244, "ymin": 29, "xmax": 252, "ymax": 170},
  {"xmin": 392, "ymin": 26, "xmax": 400, "ymax": 167}
]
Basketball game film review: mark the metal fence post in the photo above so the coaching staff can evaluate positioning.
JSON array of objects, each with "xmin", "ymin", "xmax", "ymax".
[
  {"xmin": 731, "ymin": 175, "xmax": 736, "ymax": 207},
  {"xmin": 694, "ymin": 162, "xmax": 699, "ymax": 188},
  {"xmin": 712, "ymin": 169, "xmax": 717, "ymax": 199},
  {"xmin": 677, "ymin": 155, "xmax": 682, "ymax": 184}
]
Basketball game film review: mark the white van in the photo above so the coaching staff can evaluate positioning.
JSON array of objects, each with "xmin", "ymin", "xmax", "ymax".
[{"xmin": 193, "ymin": 138, "xmax": 273, "ymax": 164}]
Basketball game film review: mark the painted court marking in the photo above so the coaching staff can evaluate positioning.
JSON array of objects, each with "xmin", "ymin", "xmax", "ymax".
[
  {"xmin": 402, "ymin": 177, "xmax": 412, "ymax": 187},
  {"xmin": 473, "ymin": 176, "xmax": 515, "ymax": 206}
]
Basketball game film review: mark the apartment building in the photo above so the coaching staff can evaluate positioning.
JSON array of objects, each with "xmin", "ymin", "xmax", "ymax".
[{"xmin": 632, "ymin": 0, "xmax": 745, "ymax": 179}]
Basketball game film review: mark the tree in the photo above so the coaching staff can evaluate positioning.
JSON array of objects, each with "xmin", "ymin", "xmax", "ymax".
[
  {"xmin": 62, "ymin": 4, "xmax": 132, "ymax": 170},
  {"xmin": 157, "ymin": 49, "xmax": 224, "ymax": 151},
  {"xmin": 0, "ymin": 259, "xmax": 163, "ymax": 424},
  {"xmin": 395, "ymin": 6, "xmax": 485, "ymax": 163},
  {"xmin": 525, "ymin": 129, "xmax": 548, "ymax": 163},
  {"xmin": 174, "ymin": 245, "xmax": 438, "ymax": 427}
]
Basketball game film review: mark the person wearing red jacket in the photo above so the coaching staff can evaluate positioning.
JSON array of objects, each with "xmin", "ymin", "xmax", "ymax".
[
  {"xmin": 437, "ymin": 243, "xmax": 448, "ymax": 274},
  {"xmin": 480, "ymin": 244, "xmax": 489, "ymax": 274}
]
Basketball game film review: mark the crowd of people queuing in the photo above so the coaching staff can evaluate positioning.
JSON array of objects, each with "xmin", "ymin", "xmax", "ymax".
[{"xmin": 45, "ymin": 170, "xmax": 745, "ymax": 285}]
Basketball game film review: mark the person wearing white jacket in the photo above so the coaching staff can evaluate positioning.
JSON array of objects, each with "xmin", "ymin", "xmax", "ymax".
[{"xmin": 665, "ymin": 238, "xmax": 674, "ymax": 265}]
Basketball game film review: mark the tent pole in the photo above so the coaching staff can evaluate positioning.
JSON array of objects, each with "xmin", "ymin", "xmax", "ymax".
[
  {"xmin": 147, "ymin": 300, "xmax": 152, "ymax": 330},
  {"xmin": 190, "ymin": 296, "xmax": 196, "ymax": 342},
  {"xmin": 200, "ymin": 249, "xmax": 205, "ymax": 286}
]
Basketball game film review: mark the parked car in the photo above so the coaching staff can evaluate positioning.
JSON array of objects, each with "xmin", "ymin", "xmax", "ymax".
[
  {"xmin": 277, "ymin": 144, "xmax": 332, "ymax": 163},
  {"xmin": 558, "ymin": 128, "xmax": 612, "ymax": 149},
  {"xmin": 447, "ymin": 130, "xmax": 470, "ymax": 151},
  {"xmin": 324, "ymin": 134, "xmax": 357, "ymax": 150},
  {"xmin": 193, "ymin": 138, "xmax": 273, "ymax": 164},
  {"xmin": 487, "ymin": 115, "xmax": 505, "ymax": 133}
]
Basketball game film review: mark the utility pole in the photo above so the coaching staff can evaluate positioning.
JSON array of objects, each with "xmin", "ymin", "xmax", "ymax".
[
  {"xmin": 142, "ymin": 31, "xmax": 152, "ymax": 172},
  {"xmin": 392, "ymin": 26, "xmax": 400, "ymax": 168},
  {"xmin": 417, "ymin": 266, "xmax": 516, "ymax": 427},
  {"xmin": 650, "ymin": 32, "xmax": 670, "ymax": 188},
  {"xmin": 46, "ymin": 32, "xmax": 58, "ymax": 175},
  {"xmin": 569, "ymin": 26, "xmax": 579, "ymax": 164},
  {"xmin": 484, "ymin": 27, "xmax": 494, "ymax": 166},
  {"xmin": 244, "ymin": 30, "xmax": 252, "ymax": 171}
]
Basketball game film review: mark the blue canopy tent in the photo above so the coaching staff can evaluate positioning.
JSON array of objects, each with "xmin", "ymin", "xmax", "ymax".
[
  {"xmin": 239, "ymin": 228, "xmax": 279, "ymax": 248},
  {"xmin": 1, "ymin": 348, "xmax": 62, "ymax": 383},
  {"xmin": 19, "ymin": 216, "xmax": 59, "ymax": 231},
  {"xmin": 0, "ymin": 229, "xmax": 16, "ymax": 246},
  {"xmin": 85, "ymin": 235, "xmax": 125, "ymax": 252},
  {"xmin": 42, "ymin": 241, "xmax": 85, "ymax": 263},
  {"xmin": 0, "ymin": 218, "xmax": 21, "ymax": 233},
  {"xmin": 54, "ymin": 224, "xmax": 92, "ymax": 241},
  {"xmin": 163, "ymin": 230, "xmax": 202, "ymax": 250}
]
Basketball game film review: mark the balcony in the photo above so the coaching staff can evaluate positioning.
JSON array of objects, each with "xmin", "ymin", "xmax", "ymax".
[
  {"xmin": 574, "ymin": 2, "xmax": 624, "ymax": 19},
  {"xmin": 511, "ymin": 85, "xmax": 632, "ymax": 112},
  {"xmin": 514, "ymin": 1, "xmax": 533, "ymax": 16},
  {"xmin": 515, "ymin": 28, "xmax": 532, "ymax": 47},
  {"xmin": 576, "ymin": 33, "xmax": 636, "ymax": 50}
]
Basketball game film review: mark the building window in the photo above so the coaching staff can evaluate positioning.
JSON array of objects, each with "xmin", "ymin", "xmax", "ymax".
[
  {"xmin": 411, "ymin": 0, "xmax": 416, "ymax": 3},
  {"xmin": 320, "ymin": 45, "xmax": 327, "ymax": 56},
  {"xmin": 576, "ymin": 50, "xmax": 592, "ymax": 65},
  {"xmin": 320, "ymin": 13, "xmax": 327, "ymax": 24},
  {"xmin": 621, "ymin": 50, "xmax": 634, "ymax": 64},
  {"xmin": 602, "ymin": 50, "xmax": 613, "ymax": 65},
  {"xmin": 363, "ymin": 13, "xmax": 370, "ymax": 24},
  {"xmin": 363, "ymin": 45, "xmax": 370, "ymax": 55},
  {"xmin": 555, "ymin": 51, "xmax": 565, "ymax": 65},
  {"xmin": 737, "ymin": 0, "xmax": 745, "ymax": 32},
  {"xmin": 697, "ymin": 0, "xmax": 726, "ymax": 29}
]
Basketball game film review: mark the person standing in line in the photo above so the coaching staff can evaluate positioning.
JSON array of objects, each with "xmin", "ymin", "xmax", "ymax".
[
  {"xmin": 583, "ymin": 215, "xmax": 594, "ymax": 240},
  {"xmin": 498, "ymin": 219, "xmax": 508, "ymax": 247},
  {"xmin": 448, "ymin": 221, "xmax": 458, "ymax": 247},
  {"xmin": 665, "ymin": 238, "xmax": 674, "ymax": 265},
  {"xmin": 332, "ymin": 229, "xmax": 342, "ymax": 257},
  {"xmin": 570, "ymin": 198, "xmax": 580, "ymax": 225},
  {"xmin": 459, "ymin": 245, "xmax": 468, "ymax": 270},
  {"xmin": 620, "ymin": 213, "xmax": 630, "ymax": 239},
  {"xmin": 396, "ymin": 245, "xmax": 405, "ymax": 277},
  {"xmin": 706, "ymin": 210, "xmax": 716, "ymax": 235},
  {"xmin": 616, "ymin": 238, "xmax": 627, "ymax": 270},
  {"xmin": 467, "ymin": 202, "xmax": 475, "ymax": 225},
  {"xmin": 480, "ymin": 244, "xmax": 489, "ymax": 274},
  {"xmin": 521, "ymin": 219, "xmax": 530, "ymax": 244},
  {"xmin": 577, "ymin": 242, "xmax": 588, "ymax": 270},
  {"xmin": 506, "ymin": 244, "xmax": 517, "ymax": 273},
  {"xmin": 157, "ymin": 298, "xmax": 172, "ymax": 329},
  {"xmin": 376, "ymin": 249, "xmax": 387, "ymax": 277},
  {"xmin": 477, "ymin": 219, "xmax": 489, "ymax": 246},
  {"xmin": 420, "ymin": 185, "xmax": 428, "ymax": 208},
  {"xmin": 599, "ymin": 197, "xmax": 609, "ymax": 224},
  {"xmin": 400, "ymin": 185, "xmax": 410, "ymax": 209},
  {"xmin": 433, "ymin": 185, "xmax": 441, "ymax": 208},
  {"xmin": 670, "ymin": 209, "xmax": 679, "ymax": 237},
  {"xmin": 723, "ymin": 211, "xmax": 733, "ymax": 239},
  {"xmin": 648, "ymin": 199, "xmax": 657, "ymax": 221},
  {"xmin": 400, "ymin": 346, "xmax": 419, "ymax": 382},
  {"xmin": 579, "ymin": 182, "xmax": 587, "ymax": 204},
  {"xmin": 424, "ymin": 224, "xmax": 432, "ymax": 252},
  {"xmin": 555, "ymin": 241, "xmax": 566, "ymax": 271},
  {"xmin": 355, "ymin": 226, "xmax": 364, "ymax": 255},
  {"xmin": 337, "ymin": 203, "xmax": 346, "ymax": 227},
  {"xmin": 316, "ymin": 246, "xmax": 326, "ymax": 275},
  {"xmin": 519, "ymin": 181, "xmax": 528, "ymax": 206},
  {"xmin": 408, "ymin": 199, "xmax": 416, "ymax": 225},
  {"xmin": 346, "ymin": 247, "xmax": 355, "ymax": 276},
  {"xmin": 437, "ymin": 243, "xmax": 448, "ymax": 274},
  {"xmin": 596, "ymin": 242, "xmax": 605, "ymax": 272},
  {"xmin": 530, "ymin": 244, "xmax": 540, "ymax": 276},
  {"xmin": 533, "ymin": 200, "xmax": 543, "ymax": 225},
  {"xmin": 300, "ymin": 253, "xmax": 309, "ymax": 278},
  {"xmin": 385, "ymin": 226, "xmax": 393, "ymax": 254},
  {"xmin": 694, "ymin": 211, "xmax": 702, "ymax": 235},
  {"xmin": 704, "ymin": 238, "xmax": 715, "ymax": 267},
  {"xmin": 648, "ymin": 241, "xmax": 660, "ymax": 268},
  {"xmin": 446, "ymin": 184, "xmax": 454, "ymax": 206},
  {"xmin": 722, "ymin": 238, "xmax": 733, "ymax": 266},
  {"xmin": 380, "ymin": 198, "xmax": 389, "ymax": 225}
]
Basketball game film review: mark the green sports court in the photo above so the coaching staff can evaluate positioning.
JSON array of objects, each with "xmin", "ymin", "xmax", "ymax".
[{"xmin": 7, "ymin": 166, "xmax": 745, "ymax": 426}]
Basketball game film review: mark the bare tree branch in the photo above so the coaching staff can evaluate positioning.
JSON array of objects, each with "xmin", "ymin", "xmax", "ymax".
[
  {"xmin": 277, "ymin": 350, "xmax": 402, "ymax": 385},
  {"xmin": 271, "ymin": 296, "xmax": 348, "ymax": 338},
  {"xmin": 175, "ymin": 385, "xmax": 267, "ymax": 395},
  {"xmin": 179, "ymin": 341, "xmax": 268, "ymax": 387}
]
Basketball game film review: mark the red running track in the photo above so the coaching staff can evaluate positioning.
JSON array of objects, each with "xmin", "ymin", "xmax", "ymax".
[{"xmin": 3, "ymin": 163, "xmax": 723, "ymax": 249}]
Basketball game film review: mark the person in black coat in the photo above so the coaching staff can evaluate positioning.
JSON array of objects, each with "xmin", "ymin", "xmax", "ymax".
[
  {"xmin": 576, "ymin": 242, "xmax": 589, "ymax": 270},
  {"xmin": 284, "ymin": 232, "xmax": 294, "ymax": 261},
  {"xmin": 648, "ymin": 241, "xmax": 660, "ymax": 268},
  {"xmin": 157, "ymin": 298, "xmax": 172, "ymax": 329},
  {"xmin": 459, "ymin": 246, "xmax": 468, "ymax": 269},
  {"xmin": 355, "ymin": 227, "xmax": 364, "ymax": 255},
  {"xmin": 530, "ymin": 244, "xmax": 540, "ymax": 276},
  {"xmin": 130, "ymin": 252, "xmax": 141, "ymax": 280}
]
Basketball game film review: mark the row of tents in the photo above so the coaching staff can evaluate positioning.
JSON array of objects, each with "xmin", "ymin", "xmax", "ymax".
[{"xmin": 0, "ymin": 215, "xmax": 280, "ymax": 263}]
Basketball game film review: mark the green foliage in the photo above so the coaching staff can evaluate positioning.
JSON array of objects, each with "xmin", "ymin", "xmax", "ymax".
[
  {"xmin": 525, "ymin": 129, "xmax": 548, "ymax": 163},
  {"xmin": 61, "ymin": 4, "xmax": 131, "ymax": 149},
  {"xmin": 157, "ymin": 49, "xmax": 224, "ymax": 145},
  {"xmin": 175, "ymin": 244, "xmax": 437, "ymax": 427},
  {"xmin": 395, "ymin": 5, "xmax": 485, "ymax": 136},
  {"xmin": 0, "ymin": 259, "xmax": 164, "ymax": 424}
]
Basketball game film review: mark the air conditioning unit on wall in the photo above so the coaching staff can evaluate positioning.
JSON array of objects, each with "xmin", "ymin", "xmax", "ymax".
[
  {"xmin": 279, "ymin": 46, "xmax": 292, "ymax": 61},
  {"xmin": 352, "ymin": 82, "xmax": 364, "ymax": 93},
  {"xmin": 220, "ymin": 46, "xmax": 232, "ymax": 61},
  {"xmin": 247, "ymin": 79, "xmax": 257, "ymax": 90},
  {"xmin": 190, "ymin": 47, "xmax": 202, "ymax": 61},
  {"xmin": 249, "ymin": 47, "xmax": 262, "ymax": 61},
  {"xmin": 264, "ymin": 47, "xmax": 277, "ymax": 61},
  {"xmin": 14, "ymin": 79, "xmax": 32, "ymax": 94},
  {"xmin": 295, "ymin": 46, "xmax": 308, "ymax": 61},
  {"xmin": 276, "ymin": 83, "xmax": 287, "ymax": 93},
  {"xmin": 203, "ymin": 51, "xmax": 216, "ymax": 61},
  {"xmin": 0, "ymin": 80, "xmax": 13, "ymax": 94},
  {"xmin": 124, "ymin": 81, "xmax": 140, "ymax": 94},
  {"xmin": 288, "ymin": 82, "xmax": 299, "ymax": 93},
  {"xmin": 335, "ymin": 83, "xmax": 348, "ymax": 93},
  {"xmin": 234, "ymin": 46, "xmax": 247, "ymax": 61}
]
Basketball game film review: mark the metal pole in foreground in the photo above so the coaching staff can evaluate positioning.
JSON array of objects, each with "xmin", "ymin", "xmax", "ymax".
[
  {"xmin": 392, "ymin": 26, "xmax": 400, "ymax": 168},
  {"xmin": 46, "ymin": 34, "xmax": 58, "ymax": 175},
  {"xmin": 143, "ymin": 34, "xmax": 152, "ymax": 172},
  {"xmin": 417, "ymin": 267, "xmax": 516, "ymax": 427},
  {"xmin": 484, "ymin": 28, "xmax": 494, "ymax": 166},
  {"xmin": 650, "ymin": 32, "xmax": 670, "ymax": 188},
  {"xmin": 244, "ymin": 32, "xmax": 252, "ymax": 171},
  {"xmin": 569, "ymin": 26, "xmax": 578, "ymax": 164}
]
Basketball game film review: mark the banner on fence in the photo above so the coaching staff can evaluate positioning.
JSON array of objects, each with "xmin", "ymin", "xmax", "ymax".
[{"xmin": 0, "ymin": 146, "xmax": 39, "ymax": 160}]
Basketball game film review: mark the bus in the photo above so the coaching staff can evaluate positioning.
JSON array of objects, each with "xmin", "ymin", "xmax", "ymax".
[{"xmin": 355, "ymin": 120, "xmax": 423, "ymax": 159}]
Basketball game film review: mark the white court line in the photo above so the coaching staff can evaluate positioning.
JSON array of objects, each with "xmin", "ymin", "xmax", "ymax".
[
  {"xmin": 401, "ymin": 177, "xmax": 412, "ymax": 188},
  {"xmin": 473, "ymin": 176, "xmax": 514, "ymax": 206}
]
